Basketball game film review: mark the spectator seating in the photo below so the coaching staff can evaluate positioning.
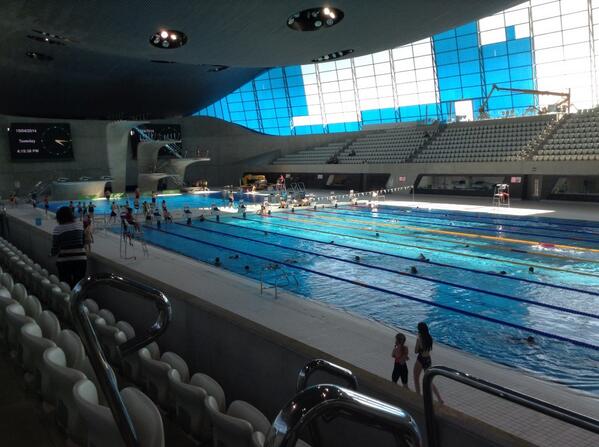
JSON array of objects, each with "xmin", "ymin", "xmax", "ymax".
[
  {"xmin": 414, "ymin": 115, "xmax": 554, "ymax": 163},
  {"xmin": 534, "ymin": 108, "xmax": 599, "ymax": 161},
  {"xmin": 272, "ymin": 140, "xmax": 350, "ymax": 165}
]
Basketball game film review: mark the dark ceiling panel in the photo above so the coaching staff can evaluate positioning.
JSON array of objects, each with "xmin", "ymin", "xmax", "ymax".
[{"xmin": 0, "ymin": 0, "xmax": 522, "ymax": 118}]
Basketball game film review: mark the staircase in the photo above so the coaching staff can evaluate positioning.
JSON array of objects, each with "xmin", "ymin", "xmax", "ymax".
[
  {"xmin": 520, "ymin": 114, "xmax": 569, "ymax": 160},
  {"xmin": 406, "ymin": 123, "xmax": 444, "ymax": 162}
]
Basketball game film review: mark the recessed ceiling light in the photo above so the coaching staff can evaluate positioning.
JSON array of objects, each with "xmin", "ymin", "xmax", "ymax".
[
  {"xmin": 26, "ymin": 34, "xmax": 65, "ymax": 46},
  {"xmin": 207, "ymin": 65, "xmax": 229, "ymax": 72},
  {"xmin": 312, "ymin": 49, "xmax": 354, "ymax": 63},
  {"xmin": 287, "ymin": 7, "xmax": 344, "ymax": 31},
  {"xmin": 26, "ymin": 51, "xmax": 54, "ymax": 62},
  {"xmin": 150, "ymin": 29, "xmax": 187, "ymax": 49}
]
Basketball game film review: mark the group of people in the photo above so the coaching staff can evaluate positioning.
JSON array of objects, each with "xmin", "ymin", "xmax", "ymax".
[{"xmin": 391, "ymin": 322, "xmax": 444, "ymax": 403}]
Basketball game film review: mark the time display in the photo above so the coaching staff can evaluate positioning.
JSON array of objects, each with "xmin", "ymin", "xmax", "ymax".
[{"xmin": 8, "ymin": 123, "xmax": 74, "ymax": 160}]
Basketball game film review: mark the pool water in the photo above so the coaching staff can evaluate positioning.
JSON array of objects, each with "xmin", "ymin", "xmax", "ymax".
[
  {"xmin": 42, "ymin": 191, "xmax": 264, "ymax": 215},
  {"xmin": 113, "ymin": 201, "xmax": 598, "ymax": 393}
]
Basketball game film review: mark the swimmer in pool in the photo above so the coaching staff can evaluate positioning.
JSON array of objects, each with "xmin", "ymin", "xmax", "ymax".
[
  {"xmin": 528, "ymin": 266, "xmax": 535, "ymax": 273},
  {"xmin": 410, "ymin": 266, "xmax": 418, "ymax": 274},
  {"xmin": 228, "ymin": 254, "xmax": 239, "ymax": 260},
  {"xmin": 214, "ymin": 257, "xmax": 221, "ymax": 266},
  {"xmin": 417, "ymin": 253, "xmax": 430, "ymax": 262}
]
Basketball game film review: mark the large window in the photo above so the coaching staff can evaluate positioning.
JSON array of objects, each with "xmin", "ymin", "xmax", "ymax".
[{"xmin": 197, "ymin": 0, "xmax": 599, "ymax": 135}]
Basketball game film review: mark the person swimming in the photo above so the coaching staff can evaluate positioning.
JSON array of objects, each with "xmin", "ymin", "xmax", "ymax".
[
  {"xmin": 214, "ymin": 257, "xmax": 221, "ymax": 266},
  {"xmin": 417, "ymin": 253, "xmax": 430, "ymax": 262},
  {"xmin": 528, "ymin": 266, "xmax": 535, "ymax": 273},
  {"xmin": 228, "ymin": 254, "xmax": 239, "ymax": 260},
  {"xmin": 410, "ymin": 266, "xmax": 418, "ymax": 274}
]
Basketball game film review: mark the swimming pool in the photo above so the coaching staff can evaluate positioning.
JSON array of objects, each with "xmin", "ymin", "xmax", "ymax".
[
  {"xmin": 42, "ymin": 191, "xmax": 264, "ymax": 214},
  {"xmin": 130, "ymin": 203, "xmax": 599, "ymax": 393}
]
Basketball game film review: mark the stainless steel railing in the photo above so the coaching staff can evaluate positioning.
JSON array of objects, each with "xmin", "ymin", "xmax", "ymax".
[
  {"xmin": 70, "ymin": 273, "xmax": 172, "ymax": 447},
  {"xmin": 296, "ymin": 358, "xmax": 358, "ymax": 392},
  {"xmin": 423, "ymin": 366, "xmax": 599, "ymax": 447},
  {"xmin": 264, "ymin": 384, "xmax": 422, "ymax": 447}
]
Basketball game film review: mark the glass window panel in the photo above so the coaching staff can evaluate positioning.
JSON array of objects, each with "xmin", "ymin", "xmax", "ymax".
[
  {"xmin": 318, "ymin": 61, "xmax": 337, "ymax": 72},
  {"xmin": 321, "ymin": 81, "xmax": 340, "ymax": 93},
  {"xmin": 355, "ymin": 64, "xmax": 375, "ymax": 77},
  {"xmin": 305, "ymin": 95, "xmax": 321, "ymax": 105},
  {"xmin": 302, "ymin": 73, "xmax": 317, "ymax": 84},
  {"xmin": 377, "ymin": 85, "xmax": 394, "ymax": 97},
  {"xmin": 414, "ymin": 55, "xmax": 432, "ymax": 69},
  {"xmin": 319, "ymin": 70, "xmax": 338, "ymax": 83},
  {"xmin": 480, "ymin": 28, "xmax": 506, "ymax": 45},
  {"xmin": 300, "ymin": 64, "xmax": 316, "ymax": 74},
  {"xmin": 533, "ymin": 17, "xmax": 562, "ymax": 35},
  {"xmin": 392, "ymin": 46, "xmax": 413, "ymax": 60},
  {"xmin": 374, "ymin": 62, "xmax": 391, "ymax": 75},
  {"xmin": 505, "ymin": 8, "xmax": 530, "ymax": 26},
  {"xmin": 534, "ymin": 32, "xmax": 563, "ymax": 49},
  {"xmin": 328, "ymin": 61, "xmax": 348, "ymax": 71},
  {"xmin": 561, "ymin": 11, "xmax": 589, "ymax": 30},
  {"xmin": 323, "ymin": 92, "xmax": 341, "ymax": 103},
  {"xmin": 372, "ymin": 50, "xmax": 391, "ymax": 63},
  {"xmin": 561, "ymin": 0, "xmax": 588, "ymax": 14},
  {"xmin": 396, "ymin": 70, "xmax": 416, "ymax": 83},
  {"xmin": 304, "ymin": 84, "xmax": 319, "ymax": 95},
  {"xmin": 359, "ymin": 87, "xmax": 379, "ymax": 99},
  {"xmin": 479, "ymin": 15, "xmax": 506, "ymax": 32},
  {"xmin": 337, "ymin": 68, "xmax": 353, "ymax": 80},
  {"xmin": 338, "ymin": 79, "xmax": 355, "ymax": 91},
  {"xmin": 359, "ymin": 98, "xmax": 381, "ymax": 110},
  {"xmin": 532, "ymin": 2, "xmax": 561, "ymax": 21},
  {"xmin": 514, "ymin": 23, "xmax": 531, "ymax": 38},
  {"xmin": 375, "ymin": 73, "xmax": 392, "ymax": 86},
  {"xmin": 378, "ymin": 96, "xmax": 395, "ymax": 108},
  {"xmin": 564, "ymin": 41, "xmax": 590, "ymax": 59},
  {"xmin": 434, "ymin": 38, "xmax": 458, "ymax": 52},
  {"xmin": 418, "ymin": 79, "xmax": 437, "ymax": 93},
  {"xmin": 460, "ymin": 60, "xmax": 480, "ymax": 75},
  {"xmin": 396, "ymin": 82, "xmax": 418, "ymax": 95},
  {"xmin": 394, "ymin": 59, "xmax": 415, "ymax": 72},
  {"xmin": 412, "ymin": 41, "xmax": 432, "ymax": 56},
  {"xmin": 357, "ymin": 76, "xmax": 376, "ymax": 88},
  {"xmin": 415, "ymin": 67, "xmax": 435, "ymax": 81},
  {"xmin": 340, "ymin": 91, "xmax": 356, "ymax": 102},
  {"xmin": 353, "ymin": 54, "xmax": 373, "ymax": 66},
  {"xmin": 563, "ymin": 27, "xmax": 590, "ymax": 45},
  {"xmin": 458, "ymin": 47, "xmax": 479, "ymax": 62}
]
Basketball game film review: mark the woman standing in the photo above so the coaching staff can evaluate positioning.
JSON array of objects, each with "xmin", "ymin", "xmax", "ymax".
[
  {"xmin": 413, "ymin": 322, "xmax": 443, "ymax": 403},
  {"xmin": 50, "ymin": 206, "xmax": 87, "ymax": 288}
]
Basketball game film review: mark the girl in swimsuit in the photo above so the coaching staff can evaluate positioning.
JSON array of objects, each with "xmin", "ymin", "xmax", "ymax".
[{"xmin": 413, "ymin": 322, "xmax": 443, "ymax": 403}]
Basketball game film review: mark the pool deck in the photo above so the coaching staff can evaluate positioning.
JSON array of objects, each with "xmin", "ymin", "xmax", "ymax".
[{"xmin": 5, "ymin": 196, "xmax": 599, "ymax": 447}]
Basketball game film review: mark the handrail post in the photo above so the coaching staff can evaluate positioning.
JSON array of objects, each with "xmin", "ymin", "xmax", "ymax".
[
  {"xmin": 264, "ymin": 384, "xmax": 421, "ymax": 447},
  {"xmin": 70, "ymin": 273, "xmax": 172, "ymax": 447},
  {"xmin": 423, "ymin": 366, "xmax": 599, "ymax": 447},
  {"xmin": 296, "ymin": 358, "xmax": 358, "ymax": 392}
]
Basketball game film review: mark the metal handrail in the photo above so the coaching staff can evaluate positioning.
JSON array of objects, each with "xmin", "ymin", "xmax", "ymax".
[
  {"xmin": 70, "ymin": 273, "xmax": 172, "ymax": 447},
  {"xmin": 264, "ymin": 384, "xmax": 422, "ymax": 447},
  {"xmin": 423, "ymin": 366, "xmax": 599, "ymax": 447},
  {"xmin": 297, "ymin": 359, "xmax": 358, "ymax": 392}
]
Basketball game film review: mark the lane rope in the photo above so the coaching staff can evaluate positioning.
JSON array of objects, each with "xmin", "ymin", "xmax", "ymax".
[
  {"xmin": 176, "ymin": 221, "xmax": 599, "ymax": 320},
  {"xmin": 142, "ymin": 224, "xmax": 599, "ymax": 352}
]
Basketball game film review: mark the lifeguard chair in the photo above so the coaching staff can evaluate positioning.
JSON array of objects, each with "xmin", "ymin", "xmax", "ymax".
[{"xmin": 493, "ymin": 183, "xmax": 510, "ymax": 207}]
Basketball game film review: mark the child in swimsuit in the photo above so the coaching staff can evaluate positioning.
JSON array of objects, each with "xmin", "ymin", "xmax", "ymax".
[{"xmin": 391, "ymin": 333, "xmax": 409, "ymax": 387}]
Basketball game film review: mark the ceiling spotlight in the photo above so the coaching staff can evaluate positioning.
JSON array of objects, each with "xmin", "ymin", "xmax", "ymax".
[
  {"xmin": 311, "ymin": 48, "xmax": 354, "ymax": 63},
  {"xmin": 26, "ymin": 51, "xmax": 54, "ymax": 62},
  {"xmin": 287, "ymin": 7, "xmax": 344, "ymax": 32},
  {"xmin": 207, "ymin": 64, "xmax": 229, "ymax": 72},
  {"xmin": 149, "ymin": 29, "xmax": 187, "ymax": 49}
]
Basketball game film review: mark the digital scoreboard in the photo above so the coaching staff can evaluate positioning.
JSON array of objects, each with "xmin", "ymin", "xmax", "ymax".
[{"xmin": 8, "ymin": 123, "xmax": 74, "ymax": 160}]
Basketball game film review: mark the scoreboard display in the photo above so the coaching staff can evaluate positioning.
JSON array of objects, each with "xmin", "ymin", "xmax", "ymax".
[{"xmin": 8, "ymin": 123, "xmax": 74, "ymax": 160}]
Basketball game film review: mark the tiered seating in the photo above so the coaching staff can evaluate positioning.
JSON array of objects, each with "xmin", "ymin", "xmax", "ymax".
[
  {"xmin": 414, "ymin": 115, "xmax": 554, "ymax": 163},
  {"xmin": 534, "ymin": 109, "xmax": 599, "ymax": 161},
  {"xmin": 0, "ymin": 235, "xmax": 311, "ymax": 446},
  {"xmin": 272, "ymin": 140, "xmax": 349, "ymax": 165},
  {"xmin": 338, "ymin": 126, "xmax": 430, "ymax": 164}
]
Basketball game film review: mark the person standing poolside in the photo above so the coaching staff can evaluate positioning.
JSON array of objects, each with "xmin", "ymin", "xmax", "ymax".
[
  {"xmin": 413, "ymin": 322, "xmax": 443, "ymax": 403},
  {"xmin": 391, "ymin": 333, "xmax": 409, "ymax": 387},
  {"xmin": 151, "ymin": 191, "xmax": 157, "ymax": 207},
  {"xmin": 83, "ymin": 219, "xmax": 94, "ymax": 254},
  {"xmin": 87, "ymin": 201, "xmax": 95, "ymax": 222},
  {"xmin": 76, "ymin": 202, "xmax": 83, "ymax": 220},
  {"xmin": 109, "ymin": 201, "xmax": 119, "ymax": 224},
  {"xmin": 50, "ymin": 206, "xmax": 87, "ymax": 288},
  {"xmin": 43, "ymin": 195, "xmax": 49, "ymax": 215}
]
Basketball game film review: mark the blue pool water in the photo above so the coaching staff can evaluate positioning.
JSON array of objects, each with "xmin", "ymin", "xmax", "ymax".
[
  {"xmin": 42, "ymin": 191, "xmax": 263, "ymax": 214},
  {"xmin": 105, "ymin": 199, "xmax": 599, "ymax": 393}
]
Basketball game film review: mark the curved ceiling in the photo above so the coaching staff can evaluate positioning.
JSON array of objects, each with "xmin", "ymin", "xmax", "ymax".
[{"xmin": 0, "ymin": 0, "xmax": 522, "ymax": 119}]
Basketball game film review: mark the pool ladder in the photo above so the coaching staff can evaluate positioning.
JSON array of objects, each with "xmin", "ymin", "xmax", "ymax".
[{"xmin": 260, "ymin": 264, "xmax": 299, "ymax": 299}]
